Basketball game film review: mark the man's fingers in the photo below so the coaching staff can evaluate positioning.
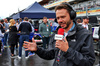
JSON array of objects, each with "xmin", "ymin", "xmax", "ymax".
[
  {"xmin": 23, "ymin": 44, "xmax": 28, "ymax": 48},
  {"xmin": 23, "ymin": 43, "xmax": 27, "ymax": 46},
  {"xmin": 32, "ymin": 38, "xmax": 35, "ymax": 42},
  {"xmin": 25, "ymin": 49, "xmax": 29, "ymax": 51},
  {"xmin": 23, "ymin": 45, "xmax": 28, "ymax": 48},
  {"xmin": 24, "ymin": 41, "xmax": 30, "ymax": 44},
  {"xmin": 64, "ymin": 37, "xmax": 67, "ymax": 42}
]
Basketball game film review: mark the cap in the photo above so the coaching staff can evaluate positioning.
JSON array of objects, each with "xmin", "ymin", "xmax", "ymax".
[{"xmin": 82, "ymin": 16, "xmax": 89, "ymax": 19}]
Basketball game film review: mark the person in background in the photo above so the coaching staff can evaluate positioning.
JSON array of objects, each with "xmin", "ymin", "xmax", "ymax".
[
  {"xmin": 24, "ymin": 2, "xmax": 95, "ymax": 66},
  {"xmin": 39, "ymin": 17, "xmax": 51, "ymax": 49},
  {"xmin": 29, "ymin": 19, "xmax": 34, "ymax": 33},
  {"xmin": 16, "ymin": 18, "xmax": 22, "ymax": 29},
  {"xmin": 0, "ymin": 20, "xmax": 5, "ymax": 49},
  {"xmin": 4, "ymin": 19, "xmax": 9, "ymax": 32},
  {"xmin": 0, "ymin": 31, "xmax": 3, "ymax": 56},
  {"xmin": 76, "ymin": 19, "xmax": 82, "ymax": 24},
  {"xmin": 50, "ymin": 22, "xmax": 53, "ymax": 34},
  {"xmin": 16, "ymin": 18, "xmax": 23, "ymax": 49},
  {"xmin": 34, "ymin": 20, "xmax": 39, "ymax": 33},
  {"xmin": 28, "ymin": 19, "xmax": 35, "ymax": 56},
  {"xmin": 3, "ymin": 19, "xmax": 9, "ymax": 47},
  {"xmin": 8, "ymin": 19, "xmax": 18, "ymax": 58},
  {"xmin": 19, "ymin": 18, "xmax": 22, "ymax": 24},
  {"xmin": 0, "ymin": 21, "xmax": 4, "ymax": 56},
  {"xmin": 97, "ymin": 23, "xmax": 100, "ymax": 66},
  {"xmin": 82, "ymin": 16, "xmax": 92, "ymax": 33},
  {"xmin": 0, "ymin": 20, "xmax": 5, "ymax": 33},
  {"xmin": 18, "ymin": 17, "xmax": 32, "ymax": 59},
  {"xmin": 52, "ymin": 18, "xmax": 59, "ymax": 31}
]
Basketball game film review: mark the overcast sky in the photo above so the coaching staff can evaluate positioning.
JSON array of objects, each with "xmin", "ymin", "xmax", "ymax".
[{"xmin": 0, "ymin": 0, "xmax": 42, "ymax": 19}]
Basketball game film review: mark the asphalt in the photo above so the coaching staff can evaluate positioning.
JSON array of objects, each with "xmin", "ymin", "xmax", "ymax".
[
  {"xmin": 0, "ymin": 47, "xmax": 99, "ymax": 66},
  {"xmin": 0, "ymin": 47, "xmax": 54, "ymax": 66}
]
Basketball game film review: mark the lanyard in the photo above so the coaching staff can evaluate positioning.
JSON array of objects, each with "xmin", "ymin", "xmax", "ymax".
[
  {"xmin": 56, "ymin": 22, "xmax": 75, "ymax": 64},
  {"xmin": 46, "ymin": 24, "xmax": 49, "ymax": 31}
]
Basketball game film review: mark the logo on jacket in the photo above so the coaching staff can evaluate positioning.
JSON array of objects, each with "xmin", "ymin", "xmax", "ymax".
[{"xmin": 71, "ymin": 39, "xmax": 76, "ymax": 42}]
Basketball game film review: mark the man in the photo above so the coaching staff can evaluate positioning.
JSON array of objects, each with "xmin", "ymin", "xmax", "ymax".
[
  {"xmin": 39, "ymin": 17, "xmax": 51, "ymax": 49},
  {"xmin": 18, "ymin": 17, "xmax": 32, "ymax": 59},
  {"xmin": 3, "ymin": 19, "xmax": 9, "ymax": 47},
  {"xmin": 24, "ymin": 2, "xmax": 95, "ymax": 66},
  {"xmin": 19, "ymin": 18, "xmax": 22, "ymax": 24},
  {"xmin": 52, "ymin": 18, "xmax": 59, "ymax": 31},
  {"xmin": 4, "ymin": 19, "xmax": 9, "ymax": 31},
  {"xmin": 0, "ymin": 20, "xmax": 5, "ymax": 33},
  {"xmin": 82, "ymin": 16, "xmax": 92, "ymax": 33},
  {"xmin": 16, "ymin": 18, "xmax": 22, "ymax": 29},
  {"xmin": 97, "ymin": 23, "xmax": 100, "ymax": 66}
]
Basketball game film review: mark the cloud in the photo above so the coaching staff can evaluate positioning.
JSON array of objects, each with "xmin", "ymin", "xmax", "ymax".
[{"xmin": 0, "ymin": 0, "xmax": 42, "ymax": 19}]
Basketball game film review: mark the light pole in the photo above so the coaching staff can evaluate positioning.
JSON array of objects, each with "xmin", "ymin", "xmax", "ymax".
[
  {"xmin": 86, "ymin": 6, "xmax": 88, "ymax": 17},
  {"xmin": 84, "ymin": 4, "xmax": 88, "ymax": 17}
]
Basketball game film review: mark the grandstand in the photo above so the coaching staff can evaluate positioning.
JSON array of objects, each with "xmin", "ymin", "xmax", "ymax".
[{"xmin": 39, "ymin": 0, "xmax": 100, "ymax": 23}]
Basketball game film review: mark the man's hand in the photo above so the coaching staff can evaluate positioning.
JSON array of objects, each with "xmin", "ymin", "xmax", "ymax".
[
  {"xmin": 55, "ymin": 37, "xmax": 69, "ymax": 52},
  {"xmin": 23, "ymin": 38, "xmax": 37, "ymax": 51}
]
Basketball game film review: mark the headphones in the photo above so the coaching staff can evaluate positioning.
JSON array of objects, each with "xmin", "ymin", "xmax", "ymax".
[{"xmin": 61, "ymin": 2, "xmax": 76, "ymax": 20}]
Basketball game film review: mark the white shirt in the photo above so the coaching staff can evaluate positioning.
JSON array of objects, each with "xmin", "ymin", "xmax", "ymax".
[{"xmin": 82, "ymin": 24, "xmax": 88, "ymax": 30}]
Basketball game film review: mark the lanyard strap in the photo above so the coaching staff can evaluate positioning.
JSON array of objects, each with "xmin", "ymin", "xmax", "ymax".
[
  {"xmin": 64, "ymin": 22, "xmax": 75, "ymax": 37},
  {"xmin": 56, "ymin": 22, "xmax": 75, "ymax": 64}
]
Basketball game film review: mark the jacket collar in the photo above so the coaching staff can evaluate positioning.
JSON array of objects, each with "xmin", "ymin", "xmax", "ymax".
[
  {"xmin": 55, "ymin": 22, "xmax": 83, "ymax": 37},
  {"xmin": 43, "ymin": 21, "xmax": 48, "ymax": 24}
]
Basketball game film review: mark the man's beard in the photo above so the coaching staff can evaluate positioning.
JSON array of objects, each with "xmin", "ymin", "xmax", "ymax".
[{"xmin": 61, "ymin": 21, "xmax": 71, "ymax": 29}]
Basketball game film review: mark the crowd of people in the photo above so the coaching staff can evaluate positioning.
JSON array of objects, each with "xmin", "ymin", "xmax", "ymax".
[
  {"xmin": 0, "ymin": 17, "xmax": 35, "ymax": 58},
  {"xmin": 75, "ymin": 3, "xmax": 100, "ymax": 12},
  {"xmin": 0, "ymin": 16, "xmax": 59, "ymax": 58}
]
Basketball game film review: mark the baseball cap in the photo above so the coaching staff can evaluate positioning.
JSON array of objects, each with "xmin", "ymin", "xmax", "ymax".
[{"xmin": 82, "ymin": 16, "xmax": 89, "ymax": 19}]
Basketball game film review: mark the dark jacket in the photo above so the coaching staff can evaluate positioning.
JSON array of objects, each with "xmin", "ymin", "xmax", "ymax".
[
  {"xmin": 88, "ymin": 23, "xmax": 92, "ymax": 33},
  {"xmin": 99, "ymin": 26, "xmax": 100, "ymax": 39},
  {"xmin": 0, "ymin": 24, "xmax": 5, "ymax": 33},
  {"xmin": 8, "ymin": 26, "xmax": 18, "ymax": 45},
  {"xmin": 35, "ymin": 22, "xmax": 95, "ymax": 66},
  {"xmin": 18, "ymin": 22, "xmax": 32, "ymax": 35},
  {"xmin": 39, "ymin": 22, "xmax": 51, "ymax": 37}
]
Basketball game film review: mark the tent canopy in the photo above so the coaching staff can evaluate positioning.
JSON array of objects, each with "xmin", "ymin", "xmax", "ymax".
[{"xmin": 13, "ymin": 2, "xmax": 56, "ymax": 19}]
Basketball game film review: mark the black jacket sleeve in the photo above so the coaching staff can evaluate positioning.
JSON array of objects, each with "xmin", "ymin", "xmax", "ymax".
[
  {"xmin": 18, "ymin": 23, "xmax": 22, "ymax": 31},
  {"xmin": 63, "ymin": 34, "xmax": 95, "ymax": 66},
  {"xmin": 35, "ymin": 47, "xmax": 55, "ymax": 60},
  {"xmin": 99, "ymin": 26, "xmax": 100, "ymax": 39}
]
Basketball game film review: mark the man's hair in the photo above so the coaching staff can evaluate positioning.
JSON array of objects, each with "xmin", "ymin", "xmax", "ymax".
[
  {"xmin": 77, "ymin": 19, "xmax": 81, "ymax": 23},
  {"xmin": 24, "ymin": 17, "xmax": 28, "ymax": 21},
  {"xmin": 19, "ymin": 18, "xmax": 22, "ymax": 22},
  {"xmin": 29, "ymin": 19, "xmax": 32, "ymax": 24},
  {"xmin": 55, "ymin": 2, "xmax": 72, "ymax": 15},
  {"xmin": 43, "ymin": 17, "xmax": 47, "ymax": 19},
  {"xmin": 1, "ymin": 20, "xmax": 4, "ymax": 23},
  {"xmin": 4, "ymin": 19, "xmax": 7, "ymax": 21}
]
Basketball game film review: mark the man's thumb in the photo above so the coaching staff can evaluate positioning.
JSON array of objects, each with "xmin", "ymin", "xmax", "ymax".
[
  {"xmin": 64, "ymin": 37, "xmax": 67, "ymax": 42},
  {"xmin": 32, "ymin": 38, "xmax": 35, "ymax": 42}
]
